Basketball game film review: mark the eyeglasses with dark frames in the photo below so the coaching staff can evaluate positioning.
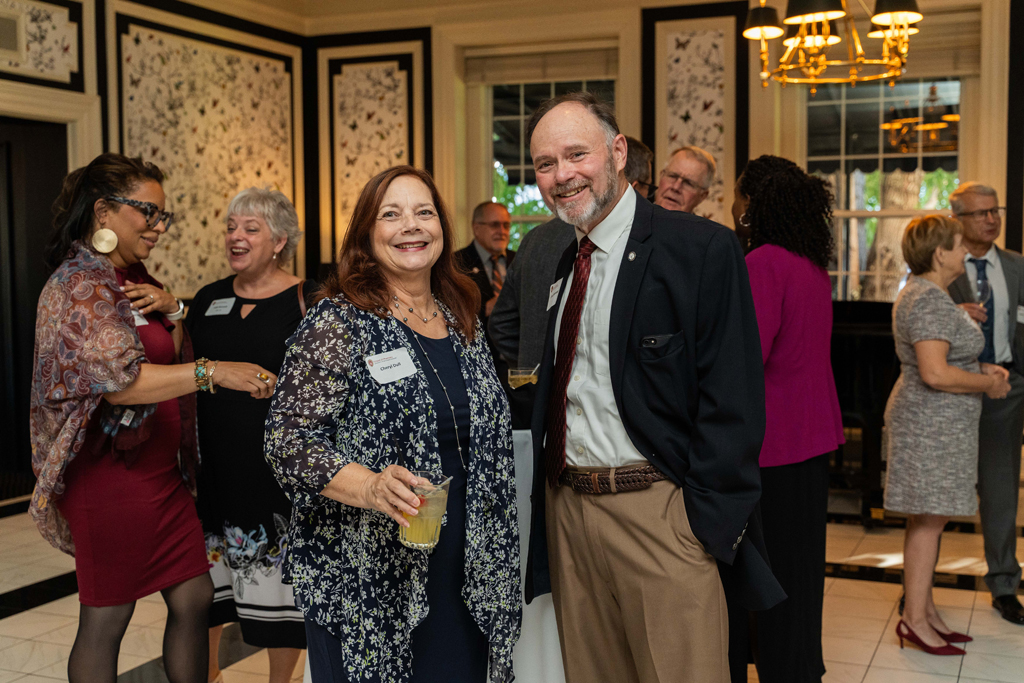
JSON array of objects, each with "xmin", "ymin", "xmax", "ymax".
[
  {"xmin": 106, "ymin": 196, "xmax": 175, "ymax": 230},
  {"xmin": 659, "ymin": 170, "xmax": 708, "ymax": 194},
  {"xmin": 635, "ymin": 179, "xmax": 658, "ymax": 200},
  {"xmin": 955, "ymin": 207, "xmax": 1006, "ymax": 221}
]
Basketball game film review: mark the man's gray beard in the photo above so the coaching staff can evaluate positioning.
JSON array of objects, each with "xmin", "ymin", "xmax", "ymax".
[{"xmin": 554, "ymin": 157, "xmax": 619, "ymax": 228}]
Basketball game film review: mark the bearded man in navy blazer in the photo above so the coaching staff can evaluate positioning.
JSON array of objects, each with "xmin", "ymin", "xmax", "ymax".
[{"xmin": 524, "ymin": 92, "xmax": 784, "ymax": 683}]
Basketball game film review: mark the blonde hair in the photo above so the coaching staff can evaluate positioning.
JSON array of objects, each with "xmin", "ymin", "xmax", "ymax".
[{"xmin": 902, "ymin": 214, "xmax": 963, "ymax": 275}]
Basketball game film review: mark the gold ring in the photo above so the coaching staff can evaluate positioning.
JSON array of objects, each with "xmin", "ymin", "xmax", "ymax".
[
  {"xmin": 257, "ymin": 372, "xmax": 269, "ymax": 383},
  {"xmin": 150, "ymin": 294, "xmax": 154, "ymax": 301}
]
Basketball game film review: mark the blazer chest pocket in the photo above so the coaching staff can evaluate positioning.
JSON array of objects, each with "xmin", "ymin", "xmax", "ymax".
[{"xmin": 638, "ymin": 332, "xmax": 686, "ymax": 361}]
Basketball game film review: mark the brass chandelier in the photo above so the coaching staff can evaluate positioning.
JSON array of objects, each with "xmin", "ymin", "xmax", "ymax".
[{"xmin": 743, "ymin": 0, "xmax": 923, "ymax": 93}]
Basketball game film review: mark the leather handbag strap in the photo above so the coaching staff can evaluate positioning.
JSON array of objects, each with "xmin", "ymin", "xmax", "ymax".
[{"xmin": 297, "ymin": 280, "xmax": 306, "ymax": 317}]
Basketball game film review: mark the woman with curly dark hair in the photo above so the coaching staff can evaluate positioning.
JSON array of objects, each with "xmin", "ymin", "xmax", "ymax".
[
  {"xmin": 730, "ymin": 154, "xmax": 799, "ymax": 253},
  {"xmin": 735, "ymin": 164, "xmax": 845, "ymax": 682}
]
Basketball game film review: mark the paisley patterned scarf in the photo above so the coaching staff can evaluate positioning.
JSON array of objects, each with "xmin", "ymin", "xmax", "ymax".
[{"xmin": 29, "ymin": 241, "xmax": 197, "ymax": 555}]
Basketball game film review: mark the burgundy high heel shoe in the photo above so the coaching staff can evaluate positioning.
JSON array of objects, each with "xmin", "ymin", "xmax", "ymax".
[
  {"xmin": 896, "ymin": 620, "xmax": 966, "ymax": 655},
  {"xmin": 937, "ymin": 630, "xmax": 973, "ymax": 644}
]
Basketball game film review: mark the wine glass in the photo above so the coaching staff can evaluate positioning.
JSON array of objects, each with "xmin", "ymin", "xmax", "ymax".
[{"xmin": 975, "ymin": 279, "xmax": 992, "ymax": 306}]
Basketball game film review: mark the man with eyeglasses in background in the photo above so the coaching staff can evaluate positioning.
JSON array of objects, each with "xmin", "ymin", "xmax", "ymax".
[
  {"xmin": 457, "ymin": 201, "xmax": 517, "ymax": 388},
  {"xmin": 654, "ymin": 145, "xmax": 717, "ymax": 214},
  {"xmin": 947, "ymin": 182, "xmax": 1024, "ymax": 625}
]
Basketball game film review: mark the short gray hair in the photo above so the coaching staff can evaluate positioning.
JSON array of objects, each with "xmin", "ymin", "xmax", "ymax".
[
  {"xmin": 950, "ymin": 182, "xmax": 999, "ymax": 215},
  {"xmin": 667, "ymin": 146, "xmax": 717, "ymax": 189},
  {"xmin": 226, "ymin": 187, "xmax": 302, "ymax": 263}
]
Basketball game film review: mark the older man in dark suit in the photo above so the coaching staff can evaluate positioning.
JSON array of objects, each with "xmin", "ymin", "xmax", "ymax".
[
  {"xmin": 948, "ymin": 182, "xmax": 1024, "ymax": 625},
  {"xmin": 524, "ymin": 92, "xmax": 783, "ymax": 683},
  {"xmin": 455, "ymin": 202, "xmax": 516, "ymax": 383}
]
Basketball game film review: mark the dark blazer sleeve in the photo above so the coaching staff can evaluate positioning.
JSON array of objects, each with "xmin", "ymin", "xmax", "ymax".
[
  {"xmin": 489, "ymin": 246, "xmax": 526, "ymax": 365},
  {"xmin": 686, "ymin": 229, "xmax": 766, "ymax": 563}
]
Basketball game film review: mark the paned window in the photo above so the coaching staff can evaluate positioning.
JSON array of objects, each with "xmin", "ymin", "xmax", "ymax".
[
  {"xmin": 492, "ymin": 80, "xmax": 616, "ymax": 250},
  {"xmin": 806, "ymin": 78, "xmax": 960, "ymax": 301}
]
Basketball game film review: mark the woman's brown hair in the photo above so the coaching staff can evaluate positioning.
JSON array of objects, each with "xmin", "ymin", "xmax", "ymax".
[
  {"xmin": 319, "ymin": 166, "xmax": 481, "ymax": 341},
  {"xmin": 902, "ymin": 214, "xmax": 963, "ymax": 276}
]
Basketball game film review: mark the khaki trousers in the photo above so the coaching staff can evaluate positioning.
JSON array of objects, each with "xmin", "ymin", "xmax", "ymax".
[{"xmin": 546, "ymin": 477, "xmax": 728, "ymax": 683}]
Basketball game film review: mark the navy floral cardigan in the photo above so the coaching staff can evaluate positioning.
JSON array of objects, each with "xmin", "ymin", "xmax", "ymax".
[{"xmin": 265, "ymin": 295, "xmax": 521, "ymax": 683}]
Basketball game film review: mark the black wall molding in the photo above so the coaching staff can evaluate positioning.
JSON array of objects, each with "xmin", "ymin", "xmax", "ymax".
[
  {"xmin": 303, "ymin": 28, "xmax": 433, "ymax": 271},
  {"xmin": 0, "ymin": 0, "xmax": 85, "ymax": 93},
  {"xmin": 640, "ymin": 2, "xmax": 750, "ymax": 178},
  {"xmin": 1006, "ymin": 0, "xmax": 1024, "ymax": 252}
]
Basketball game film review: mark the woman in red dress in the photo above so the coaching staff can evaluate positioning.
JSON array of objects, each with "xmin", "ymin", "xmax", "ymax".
[{"xmin": 30, "ymin": 153, "xmax": 279, "ymax": 683}]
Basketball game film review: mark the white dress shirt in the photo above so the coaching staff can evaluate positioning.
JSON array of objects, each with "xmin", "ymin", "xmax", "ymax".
[
  {"xmin": 964, "ymin": 246, "xmax": 1012, "ymax": 364},
  {"xmin": 553, "ymin": 188, "xmax": 646, "ymax": 468}
]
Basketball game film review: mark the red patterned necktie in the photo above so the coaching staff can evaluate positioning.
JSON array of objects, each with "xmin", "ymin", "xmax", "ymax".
[
  {"xmin": 490, "ymin": 254, "xmax": 504, "ymax": 291},
  {"xmin": 545, "ymin": 237, "xmax": 597, "ymax": 486}
]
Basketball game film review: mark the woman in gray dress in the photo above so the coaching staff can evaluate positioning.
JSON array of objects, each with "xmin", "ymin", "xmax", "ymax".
[{"xmin": 885, "ymin": 214, "xmax": 1011, "ymax": 655}]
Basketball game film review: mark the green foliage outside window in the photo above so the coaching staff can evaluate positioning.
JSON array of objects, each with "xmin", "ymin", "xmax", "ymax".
[{"xmin": 493, "ymin": 162, "xmax": 551, "ymax": 250}]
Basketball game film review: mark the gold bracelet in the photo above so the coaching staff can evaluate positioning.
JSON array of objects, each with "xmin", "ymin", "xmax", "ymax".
[
  {"xmin": 194, "ymin": 358, "xmax": 213, "ymax": 392},
  {"xmin": 207, "ymin": 360, "xmax": 218, "ymax": 394}
]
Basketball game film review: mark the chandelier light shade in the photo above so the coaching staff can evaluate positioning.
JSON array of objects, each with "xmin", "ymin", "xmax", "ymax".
[
  {"xmin": 746, "ymin": 0, "xmax": 923, "ymax": 92},
  {"xmin": 783, "ymin": 21, "xmax": 842, "ymax": 48},
  {"xmin": 867, "ymin": 21, "xmax": 919, "ymax": 38},
  {"xmin": 871, "ymin": 0, "xmax": 923, "ymax": 26},
  {"xmin": 743, "ymin": 5, "xmax": 785, "ymax": 40},
  {"xmin": 783, "ymin": 0, "xmax": 846, "ymax": 25}
]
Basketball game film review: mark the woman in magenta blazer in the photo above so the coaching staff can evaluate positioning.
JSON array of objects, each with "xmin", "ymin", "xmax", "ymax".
[{"xmin": 733, "ymin": 160, "xmax": 845, "ymax": 683}]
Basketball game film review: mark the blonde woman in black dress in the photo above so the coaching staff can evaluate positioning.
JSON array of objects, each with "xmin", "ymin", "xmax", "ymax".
[{"xmin": 185, "ymin": 188, "xmax": 313, "ymax": 683}]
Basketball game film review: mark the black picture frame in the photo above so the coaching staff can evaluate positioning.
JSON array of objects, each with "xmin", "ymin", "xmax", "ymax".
[{"xmin": 641, "ymin": 2, "xmax": 749, "ymax": 179}]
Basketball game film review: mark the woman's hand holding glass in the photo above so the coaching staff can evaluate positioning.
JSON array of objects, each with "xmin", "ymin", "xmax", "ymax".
[
  {"xmin": 981, "ymin": 363, "xmax": 1011, "ymax": 399},
  {"xmin": 358, "ymin": 465, "xmax": 422, "ymax": 528}
]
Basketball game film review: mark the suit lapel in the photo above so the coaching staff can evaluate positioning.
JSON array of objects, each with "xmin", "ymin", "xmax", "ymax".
[
  {"xmin": 999, "ymin": 248, "xmax": 1019, "ymax": 346},
  {"xmin": 608, "ymin": 191, "xmax": 654, "ymax": 392},
  {"xmin": 948, "ymin": 273, "xmax": 971, "ymax": 304}
]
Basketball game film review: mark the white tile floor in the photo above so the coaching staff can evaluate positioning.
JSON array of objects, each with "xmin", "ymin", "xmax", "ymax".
[
  {"xmin": 7, "ymin": 507, "xmax": 1024, "ymax": 683},
  {"xmin": 0, "ymin": 512, "xmax": 304, "ymax": 682}
]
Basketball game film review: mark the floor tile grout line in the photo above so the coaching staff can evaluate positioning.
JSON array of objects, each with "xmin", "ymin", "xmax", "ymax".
[{"xmin": 860, "ymin": 597, "xmax": 899, "ymax": 682}]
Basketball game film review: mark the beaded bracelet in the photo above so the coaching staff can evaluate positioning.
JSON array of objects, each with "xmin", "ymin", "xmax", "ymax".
[{"xmin": 194, "ymin": 358, "xmax": 215, "ymax": 392}]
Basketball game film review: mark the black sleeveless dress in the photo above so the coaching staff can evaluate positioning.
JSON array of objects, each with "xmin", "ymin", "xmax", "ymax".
[{"xmin": 185, "ymin": 275, "xmax": 314, "ymax": 648}]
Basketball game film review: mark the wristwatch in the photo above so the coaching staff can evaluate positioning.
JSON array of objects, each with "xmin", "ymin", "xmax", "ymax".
[{"xmin": 166, "ymin": 297, "xmax": 185, "ymax": 321}]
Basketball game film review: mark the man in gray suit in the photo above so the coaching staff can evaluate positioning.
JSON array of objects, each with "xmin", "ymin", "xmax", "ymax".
[
  {"xmin": 489, "ymin": 136, "xmax": 656, "ymax": 428},
  {"xmin": 948, "ymin": 181, "xmax": 1024, "ymax": 624}
]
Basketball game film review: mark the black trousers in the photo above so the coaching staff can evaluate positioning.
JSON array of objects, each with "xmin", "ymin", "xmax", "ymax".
[{"xmin": 728, "ymin": 453, "xmax": 830, "ymax": 683}]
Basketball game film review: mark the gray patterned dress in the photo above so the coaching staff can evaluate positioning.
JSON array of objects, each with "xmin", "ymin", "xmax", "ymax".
[{"xmin": 884, "ymin": 276, "xmax": 985, "ymax": 516}]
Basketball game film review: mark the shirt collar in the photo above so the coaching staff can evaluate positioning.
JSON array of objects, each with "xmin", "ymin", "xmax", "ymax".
[
  {"xmin": 574, "ymin": 185, "xmax": 636, "ymax": 253},
  {"xmin": 473, "ymin": 239, "xmax": 503, "ymax": 264},
  {"xmin": 965, "ymin": 245, "xmax": 998, "ymax": 266}
]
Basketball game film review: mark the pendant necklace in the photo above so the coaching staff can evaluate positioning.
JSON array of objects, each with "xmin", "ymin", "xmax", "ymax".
[
  {"xmin": 410, "ymin": 330, "xmax": 467, "ymax": 472},
  {"xmin": 391, "ymin": 294, "xmax": 438, "ymax": 324}
]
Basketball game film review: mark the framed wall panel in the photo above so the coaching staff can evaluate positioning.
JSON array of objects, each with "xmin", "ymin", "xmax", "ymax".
[
  {"xmin": 314, "ymin": 30, "xmax": 430, "ymax": 265},
  {"xmin": 108, "ymin": 1, "xmax": 303, "ymax": 297},
  {"xmin": 642, "ymin": 2, "xmax": 747, "ymax": 228},
  {"xmin": 0, "ymin": 0, "xmax": 83, "ymax": 91}
]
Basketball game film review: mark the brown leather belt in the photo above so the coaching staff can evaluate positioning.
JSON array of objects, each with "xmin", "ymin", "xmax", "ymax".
[{"xmin": 558, "ymin": 465, "xmax": 668, "ymax": 494}]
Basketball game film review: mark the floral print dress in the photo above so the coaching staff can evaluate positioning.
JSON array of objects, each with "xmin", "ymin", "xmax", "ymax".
[{"xmin": 265, "ymin": 296, "xmax": 522, "ymax": 683}]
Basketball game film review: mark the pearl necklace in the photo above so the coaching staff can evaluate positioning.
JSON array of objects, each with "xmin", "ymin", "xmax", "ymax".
[{"xmin": 391, "ymin": 294, "xmax": 439, "ymax": 324}]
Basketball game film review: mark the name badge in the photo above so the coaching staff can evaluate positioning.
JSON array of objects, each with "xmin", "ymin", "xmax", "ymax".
[
  {"xmin": 206, "ymin": 297, "xmax": 236, "ymax": 316},
  {"xmin": 366, "ymin": 348, "xmax": 417, "ymax": 384},
  {"xmin": 131, "ymin": 308, "xmax": 149, "ymax": 327},
  {"xmin": 119, "ymin": 408, "xmax": 136, "ymax": 426},
  {"xmin": 547, "ymin": 278, "xmax": 563, "ymax": 311},
  {"xmin": 1018, "ymin": 305, "xmax": 1024, "ymax": 324}
]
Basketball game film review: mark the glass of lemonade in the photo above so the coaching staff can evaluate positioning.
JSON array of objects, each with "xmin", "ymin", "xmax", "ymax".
[
  {"xmin": 399, "ymin": 471, "xmax": 452, "ymax": 550},
  {"xmin": 508, "ymin": 364, "xmax": 540, "ymax": 389}
]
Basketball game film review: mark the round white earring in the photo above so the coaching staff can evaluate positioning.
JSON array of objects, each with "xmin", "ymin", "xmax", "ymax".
[
  {"xmin": 273, "ymin": 252, "xmax": 278, "ymax": 260},
  {"xmin": 91, "ymin": 228, "xmax": 118, "ymax": 254}
]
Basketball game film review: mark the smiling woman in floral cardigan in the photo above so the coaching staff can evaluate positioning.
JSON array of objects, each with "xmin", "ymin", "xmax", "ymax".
[{"xmin": 265, "ymin": 165, "xmax": 521, "ymax": 683}]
